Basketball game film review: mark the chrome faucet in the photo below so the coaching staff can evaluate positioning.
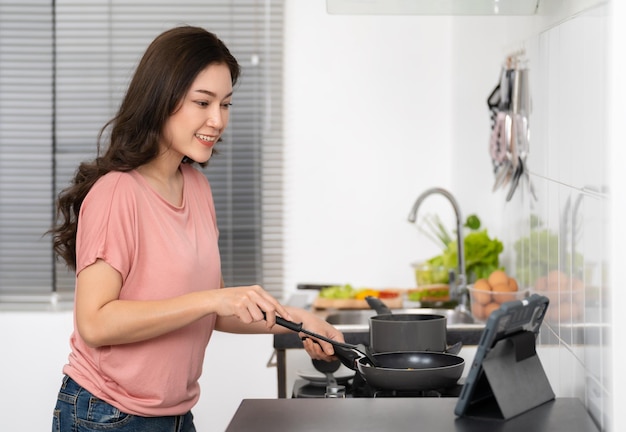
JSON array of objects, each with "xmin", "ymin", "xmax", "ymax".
[{"xmin": 407, "ymin": 187, "xmax": 468, "ymax": 309}]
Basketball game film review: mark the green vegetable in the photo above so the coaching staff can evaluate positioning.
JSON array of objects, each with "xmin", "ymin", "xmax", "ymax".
[
  {"xmin": 319, "ymin": 284, "xmax": 355, "ymax": 299},
  {"xmin": 513, "ymin": 228, "xmax": 558, "ymax": 287},
  {"xmin": 414, "ymin": 264, "xmax": 449, "ymax": 284},
  {"xmin": 513, "ymin": 217, "xmax": 584, "ymax": 287},
  {"xmin": 422, "ymin": 214, "xmax": 503, "ymax": 283},
  {"xmin": 464, "ymin": 214, "xmax": 481, "ymax": 230},
  {"xmin": 417, "ymin": 213, "xmax": 454, "ymax": 250},
  {"xmin": 407, "ymin": 287, "xmax": 449, "ymax": 301}
]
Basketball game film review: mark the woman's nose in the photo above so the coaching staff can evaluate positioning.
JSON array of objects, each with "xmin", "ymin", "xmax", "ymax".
[{"xmin": 206, "ymin": 107, "xmax": 224, "ymax": 129}]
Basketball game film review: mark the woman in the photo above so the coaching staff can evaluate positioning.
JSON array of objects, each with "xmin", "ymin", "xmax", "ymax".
[{"xmin": 50, "ymin": 26, "xmax": 343, "ymax": 431}]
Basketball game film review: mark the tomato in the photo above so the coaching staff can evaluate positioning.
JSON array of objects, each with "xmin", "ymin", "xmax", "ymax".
[{"xmin": 378, "ymin": 290, "xmax": 400, "ymax": 299}]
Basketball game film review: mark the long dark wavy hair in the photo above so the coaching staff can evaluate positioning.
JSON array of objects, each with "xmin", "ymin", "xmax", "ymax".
[{"xmin": 50, "ymin": 26, "xmax": 241, "ymax": 270}]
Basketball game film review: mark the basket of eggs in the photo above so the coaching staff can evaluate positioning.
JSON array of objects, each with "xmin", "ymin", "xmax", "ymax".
[{"xmin": 467, "ymin": 270, "xmax": 528, "ymax": 322}]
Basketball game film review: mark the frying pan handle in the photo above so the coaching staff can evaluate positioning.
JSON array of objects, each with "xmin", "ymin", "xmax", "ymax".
[{"xmin": 262, "ymin": 312, "xmax": 304, "ymax": 333}]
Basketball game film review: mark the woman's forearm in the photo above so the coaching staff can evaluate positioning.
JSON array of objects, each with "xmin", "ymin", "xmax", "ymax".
[{"xmin": 78, "ymin": 290, "xmax": 217, "ymax": 347}]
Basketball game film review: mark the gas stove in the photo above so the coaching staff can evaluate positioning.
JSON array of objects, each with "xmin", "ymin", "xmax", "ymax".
[{"xmin": 292, "ymin": 373, "xmax": 464, "ymax": 399}]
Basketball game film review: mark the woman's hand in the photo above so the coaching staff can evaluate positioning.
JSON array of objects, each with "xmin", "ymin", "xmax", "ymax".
[
  {"xmin": 215, "ymin": 300, "xmax": 345, "ymax": 362},
  {"xmin": 291, "ymin": 310, "xmax": 345, "ymax": 362},
  {"xmin": 208, "ymin": 284, "xmax": 293, "ymax": 328}
]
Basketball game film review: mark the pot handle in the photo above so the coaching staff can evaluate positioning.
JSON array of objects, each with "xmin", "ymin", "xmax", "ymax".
[
  {"xmin": 365, "ymin": 296, "xmax": 392, "ymax": 315},
  {"xmin": 446, "ymin": 341, "xmax": 463, "ymax": 355}
]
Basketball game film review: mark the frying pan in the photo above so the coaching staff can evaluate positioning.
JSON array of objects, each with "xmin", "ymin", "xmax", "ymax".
[
  {"xmin": 356, "ymin": 351, "xmax": 464, "ymax": 391},
  {"xmin": 272, "ymin": 315, "xmax": 465, "ymax": 391}
]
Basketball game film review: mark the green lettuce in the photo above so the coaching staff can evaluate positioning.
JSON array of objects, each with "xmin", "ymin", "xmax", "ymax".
[{"xmin": 425, "ymin": 217, "xmax": 503, "ymax": 283}]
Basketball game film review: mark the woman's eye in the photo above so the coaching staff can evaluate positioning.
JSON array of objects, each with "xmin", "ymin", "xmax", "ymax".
[
  {"xmin": 221, "ymin": 102, "xmax": 232, "ymax": 109},
  {"xmin": 195, "ymin": 101, "xmax": 209, "ymax": 107}
]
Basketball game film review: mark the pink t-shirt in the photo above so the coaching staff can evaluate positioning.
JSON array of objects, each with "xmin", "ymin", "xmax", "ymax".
[{"xmin": 63, "ymin": 163, "xmax": 221, "ymax": 416}]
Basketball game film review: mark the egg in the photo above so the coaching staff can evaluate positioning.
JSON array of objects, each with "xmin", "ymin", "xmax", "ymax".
[
  {"xmin": 488, "ymin": 270, "xmax": 509, "ymax": 287},
  {"xmin": 492, "ymin": 282, "xmax": 514, "ymax": 293},
  {"xmin": 534, "ymin": 276, "xmax": 548, "ymax": 292},
  {"xmin": 471, "ymin": 302, "xmax": 485, "ymax": 320},
  {"xmin": 547, "ymin": 270, "xmax": 569, "ymax": 291},
  {"xmin": 472, "ymin": 278, "xmax": 492, "ymax": 304},
  {"xmin": 495, "ymin": 292, "xmax": 519, "ymax": 303},
  {"xmin": 484, "ymin": 302, "xmax": 501, "ymax": 318}
]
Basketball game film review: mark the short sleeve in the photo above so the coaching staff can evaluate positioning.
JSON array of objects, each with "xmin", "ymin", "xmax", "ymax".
[{"xmin": 75, "ymin": 173, "xmax": 138, "ymax": 281}]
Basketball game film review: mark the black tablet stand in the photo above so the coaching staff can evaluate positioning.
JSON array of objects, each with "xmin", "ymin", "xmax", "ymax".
[{"xmin": 464, "ymin": 330, "xmax": 555, "ymax": 420}]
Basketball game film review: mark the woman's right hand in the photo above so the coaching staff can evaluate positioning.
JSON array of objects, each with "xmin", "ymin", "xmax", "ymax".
[{"xmin": 208, "ymin": 284, "xmax": 293, "ymax": 328}]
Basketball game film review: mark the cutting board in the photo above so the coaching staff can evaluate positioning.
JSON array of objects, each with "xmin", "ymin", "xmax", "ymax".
[{"xmin": 312, "ymin": 296, "xmax": 403, "ymax": 310}]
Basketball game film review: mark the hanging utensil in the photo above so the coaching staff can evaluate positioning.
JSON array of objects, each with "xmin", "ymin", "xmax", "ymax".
[
  {"xmin": 506, "ymin": 157, "xmax": 523, "ymax": 201},
  {"xmin": 513, "ymin": 66, "xmax": 537, "ymax": 202},
  {"xmin": 489, "ymin": 111, "xmax": 508, "ymax": 165},
  {"xmin": 488, "ymin": 53, "xmax": 536, "ymax": 203}
]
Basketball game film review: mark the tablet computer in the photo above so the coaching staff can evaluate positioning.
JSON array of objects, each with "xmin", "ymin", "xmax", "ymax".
[{"xmin": 454, "ymin": 293, "xmax": 553, "ymax": 419}]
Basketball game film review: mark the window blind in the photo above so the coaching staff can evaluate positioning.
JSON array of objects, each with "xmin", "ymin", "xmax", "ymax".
[
  {"xmin": 0, "ymin": 0, "xmax": 285, "ymax": 303},
  {"xmin": 0, "ymin": 0, "xmax": 54, "ymax": 302}
]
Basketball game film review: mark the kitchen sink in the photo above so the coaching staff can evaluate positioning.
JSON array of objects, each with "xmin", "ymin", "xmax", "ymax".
[{"xmin": 324, "ymin": 308, "xmax": 478, "ymax": 331}]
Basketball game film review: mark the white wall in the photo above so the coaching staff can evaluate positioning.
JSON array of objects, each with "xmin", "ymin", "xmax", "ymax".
[{"xmin": 283, "ymin": 2, "xmax": 454, "ymax": 290}]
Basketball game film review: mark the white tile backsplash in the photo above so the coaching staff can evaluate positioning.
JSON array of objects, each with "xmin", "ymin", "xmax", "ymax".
[{"xmin": 508, "ymin": 3, "xmax": 610, "ymax": 429}]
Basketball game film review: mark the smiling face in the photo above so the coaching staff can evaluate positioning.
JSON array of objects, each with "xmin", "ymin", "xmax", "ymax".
[{"xmin": 162, "ymin": 62, "xmax": 233, "ymax": 164}]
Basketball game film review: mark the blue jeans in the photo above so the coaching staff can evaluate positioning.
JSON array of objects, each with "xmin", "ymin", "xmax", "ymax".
[{"xmin": 52, "ymin": 375, "xmax": 196, "ymax": 432}]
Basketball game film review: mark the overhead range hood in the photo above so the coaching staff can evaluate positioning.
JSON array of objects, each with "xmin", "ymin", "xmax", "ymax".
[{"xmin": 326, "ymin": 0, "xmax": 540, "ymax": 15}]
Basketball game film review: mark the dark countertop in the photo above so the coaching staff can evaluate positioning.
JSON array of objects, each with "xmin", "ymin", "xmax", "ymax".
[{"xmin": 225, "ymin": 398, "xmax": 599, "ymax": 432}]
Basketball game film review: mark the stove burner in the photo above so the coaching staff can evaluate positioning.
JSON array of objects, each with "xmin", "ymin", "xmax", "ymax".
[
  {"xmin": 293, "ymin": 373, "xmax": 463, "ymax": 399},
  {"xmin": 371, "ymin": 388, "xmax": 447, "ymax": 398},
  {"xmin": 349, "ymin": 373, "xmax": 462, "ymax": 398}
]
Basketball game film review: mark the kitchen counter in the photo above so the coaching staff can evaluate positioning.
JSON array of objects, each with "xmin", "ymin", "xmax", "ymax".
[{"xmin": 225, "ymin": 398, "xmax": 598, "ymax": 432}]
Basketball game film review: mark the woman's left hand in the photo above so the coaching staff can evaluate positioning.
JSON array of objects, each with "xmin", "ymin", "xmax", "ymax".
[{"xmin": 294, "ymin": 311, "xmax": 345, "ymax": 361}]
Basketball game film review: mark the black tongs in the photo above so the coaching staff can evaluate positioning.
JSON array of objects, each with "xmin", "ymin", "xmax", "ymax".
[{"xmin": 265, "ymin": 313, "xmax": 378, "ymax": 369}]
